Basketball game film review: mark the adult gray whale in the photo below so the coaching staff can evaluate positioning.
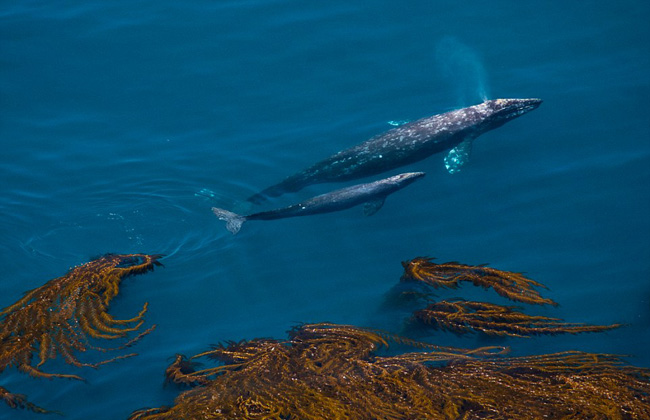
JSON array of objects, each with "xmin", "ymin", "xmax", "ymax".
[
  {"xmin": 248, "ymin": 98, "xmax": 541, "ymax": 204},
  {"xmin": 213, "ymin": 172, "xmax": 425, "ymax": 234}
]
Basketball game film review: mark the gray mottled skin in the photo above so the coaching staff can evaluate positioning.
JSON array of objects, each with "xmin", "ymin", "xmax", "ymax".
[
  {"xmin": 248, "ymin": 98, "xmax": 541, "ymax": 204},
  {"xmin": 213, "ymin": 172, "xmax": 425, "ymax": 234}
]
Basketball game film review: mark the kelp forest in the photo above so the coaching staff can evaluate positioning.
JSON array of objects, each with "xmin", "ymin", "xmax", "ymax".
[
  {"xmin": 1, "ymin": 254, "xmax": 649, "ymax": 418},
  {"xmin": 124, "ymin": 258, "xmax": 649, "ymax": 419}
]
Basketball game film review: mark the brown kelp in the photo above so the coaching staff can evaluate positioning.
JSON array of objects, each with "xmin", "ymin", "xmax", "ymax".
[
  {"xmin": 427, "ymin": 351, "xmax": 650, "ymax": 419},
  {"xmin": 0, "ymin": 253, "xmax": 162, "ymax": 413},
  {"xmin": 413, "ymin": 299, "xmax": 622, "ymax": 337},
  {"xmin": 401, "ymin": 257, "xmax": 558, "ymax": 306},
  {"xmin": 129, "ymin": 323, "xmax": 650, "ymax": 420},
  {"xmin": 163, "ymin": 323, "xmax": 505, "ymax": 389},
  {"xmin": 0, "ymin": 386, "xmax": 50, "ymax": 414}
]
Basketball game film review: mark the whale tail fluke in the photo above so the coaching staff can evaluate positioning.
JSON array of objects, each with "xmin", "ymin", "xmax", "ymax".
[{"xmin": 212, "ymin": 207, "xmax": 246, "ymax": 234}]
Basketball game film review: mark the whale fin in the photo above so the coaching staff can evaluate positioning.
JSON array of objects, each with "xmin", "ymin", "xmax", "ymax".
[
  {"xmin": 444, "ymin": 138, "xmax": 474, "ymax": 174},
  {"xmin": 363, "ymin": 199, "xmax": 385, "ymax": 216},
  {"xmin": 211, "ymin": 207, "xmax": 246, "ymax": 234}
]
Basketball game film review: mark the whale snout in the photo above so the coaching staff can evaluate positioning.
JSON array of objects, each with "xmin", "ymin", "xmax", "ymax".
[
  {"xmin": 391, "ymin": 171, "xmax": 426, "ymax": 185},
  {"xmin": 516, "ymin": 98, "xmax": 543, "ymax": 112},
  {"xmin": 485, "ymin": 98, "xmax": 542, "ymax": 123},
  {"xmin": 399, "ymin": 171, "xmax": 426, "ymax": 180}
]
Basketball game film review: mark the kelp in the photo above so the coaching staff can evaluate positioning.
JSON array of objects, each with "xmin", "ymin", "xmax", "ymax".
[
  {"xmin": 413, "ymin": 299, "xmax": 622, "ymax": 337},
  {"xmin": 401, "ymin": 257, "xmax": 558, "ymax": 306},
  {"xmin": 163, "ymin": 323, "xmax": 505, "ymax": 389},
  {"xmin": 0, "ymin": 253, "xmax": 162, "ymax": 413},
  {"xmin": 0, "ymin": 386, "xmax": 52, "ymax": 414},
  {"xmin": 128, "ymin": 323, "xmax": 650, "ymax": 420},
  {"xmin": 430, "ymin": 351, "xmax": 650, "ymax": 419}
]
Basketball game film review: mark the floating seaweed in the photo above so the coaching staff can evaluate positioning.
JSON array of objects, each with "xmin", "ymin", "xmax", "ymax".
[
  {"xmin": 164, "ymin": 354, "xmax": 207, "ymax": 387},
  {"xmin": 163, "ymin": 323, "xmax": 505, "ymax": 389},
  {"xmin": 0, "ymin": 386, "xmax": 52, "ymax": 414},
  {"xmin": 0, "ymin": 253, "xmax": 162, "ymax": 413},
  {"xmin": 429, "ymin": 350, "xmax": 650, "ymax": 419},
  {"xmin": 128, "ymin": 323, "xmax": 650, "ymax": 420},
  {"xmin": 413, "ymin": 299, "xmax": 623, "ymax": 337},
  {"xmin": 401, "ymin": 257, "xmax": 558, "ymax": 306}
]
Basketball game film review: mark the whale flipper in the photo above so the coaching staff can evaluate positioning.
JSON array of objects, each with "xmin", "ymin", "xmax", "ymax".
[
  {"xmin": 444, "ymin": 138, "xmax": 474, "ymax": 174},
  {"xmin": 212, "ymin": 207, "xmax": 246, "ymax": 234},
  {"xmin": 363, "ymin": 198, "xmax": 385, "ymax": 216}
]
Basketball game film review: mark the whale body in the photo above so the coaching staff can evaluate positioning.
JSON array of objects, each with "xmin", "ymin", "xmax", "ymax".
[
  {"xmin": 248, "ymin": 98, "xmax": 541, "ymax": 204},
  {"xmin": 213, "ymin": 172, "xmax": 425, "ymax": 234}
]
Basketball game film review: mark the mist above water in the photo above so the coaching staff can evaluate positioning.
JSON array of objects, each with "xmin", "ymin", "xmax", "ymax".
[{"xmin": 436, "ymin": 36, "xmax": 490, "ymax": 106}]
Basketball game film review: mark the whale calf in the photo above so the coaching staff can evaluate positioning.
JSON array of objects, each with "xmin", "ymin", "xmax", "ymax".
[
  {"xmin": 248, "ymin": 98, "xmax": 541, "ymax": 204},
  {"xmin": 213, "ymin": 172, "xmax": 425, "ymax": 234}
]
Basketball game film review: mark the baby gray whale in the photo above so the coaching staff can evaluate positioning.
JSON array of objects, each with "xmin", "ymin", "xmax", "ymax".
[
  {"xmin": 248, "ymin": 98, "xmax": 541, "ymax": 204},
  {"xmin": 213, "ymin": 172, "xmax": 425, "ymax": 234}
]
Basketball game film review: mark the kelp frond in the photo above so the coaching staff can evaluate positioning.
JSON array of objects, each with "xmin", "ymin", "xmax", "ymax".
[
  {"xmin": 433, "ymin": 351, "xmax": 650, "ymax": 419},
  {"xmin": 413, "ymin": 299, "xmax": 622, "ymax": 337},
  {"xmin": 0, "ymin": 386, "xmax": 58, "ymax": 415},
  {"xmin": 165, "ymin": 323, "xmax": 505, "ymax": 388},
  {"xmin": 129, "ymin": 323, "xmax": 650, "ymax": 420},
  {"xmin": 401, "ymin": 257, "xmax": 558, "ymax": 306},
  {"xmin": 131, "ymin": 323, "xmax": 505, "ymax": 419},
  {"xmin": 164, "ymin": 354, "xmax": 209, "ymax": 387},
  {"xmin": 0, "ymin": 253, "xmax": 162, "ymax": 412}
]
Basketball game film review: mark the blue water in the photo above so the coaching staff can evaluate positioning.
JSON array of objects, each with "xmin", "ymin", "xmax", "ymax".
[{"xmin": 1, "ymin": 1, "xmax": 649, "ymax": 418}]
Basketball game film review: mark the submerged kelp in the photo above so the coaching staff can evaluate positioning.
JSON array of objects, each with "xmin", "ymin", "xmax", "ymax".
[
  {"xmin": 0, "ymin": 253, "xmax": 162, "ymax": 413},
  {"xmin": 129, "ymin": 323, "xmax": 650, "ymax": 420},
  {"xmin": 413, "ymin": 299, "xmax": 622, "ymax": 337},
  {"xmin": 0, "ymin": 386, "xmax": 51, "ymax": 414},
  {"xmin": 401, "ymin": 257, "xmax": 558, "ymax": 306}
]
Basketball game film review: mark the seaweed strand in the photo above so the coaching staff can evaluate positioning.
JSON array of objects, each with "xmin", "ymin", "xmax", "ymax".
[
  {"xmin": 401, "ymin": 257, "xmax": 557, "ymax": 306},
  {"xmin": 413, "ymin": 299, "xmax": 622, "ymax": 337},
  {"xmin": 0, "ymin": 253, "xmax": 162, "ymax": 413}
]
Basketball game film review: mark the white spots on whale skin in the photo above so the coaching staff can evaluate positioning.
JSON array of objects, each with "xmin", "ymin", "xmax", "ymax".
[{"xmin": 297, "ymin": 101, "xmax": 507, "ymax": 183}]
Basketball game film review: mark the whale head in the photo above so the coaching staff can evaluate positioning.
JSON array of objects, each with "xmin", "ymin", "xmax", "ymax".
[
  {"xmin": 387, "ymin": 172, "xmax": 426, "ymax": 187},
  {"xmin": 477, "ymin": 98, "xmax": 542, "ymax": 130}
]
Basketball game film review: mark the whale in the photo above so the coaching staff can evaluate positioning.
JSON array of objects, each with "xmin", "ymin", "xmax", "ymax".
[
  {"xmin": 213, "ymin": 172, "xmax": 425, "ymax": 234},
  {"xmin": 248, "ymin": 98, "xmax": 541, "ymax": 204}
]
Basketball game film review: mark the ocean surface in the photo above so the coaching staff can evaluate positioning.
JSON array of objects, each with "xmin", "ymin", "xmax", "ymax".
[{"xmin": 1, "ymin": 1, "xmax": 649, "ymax": 418}]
